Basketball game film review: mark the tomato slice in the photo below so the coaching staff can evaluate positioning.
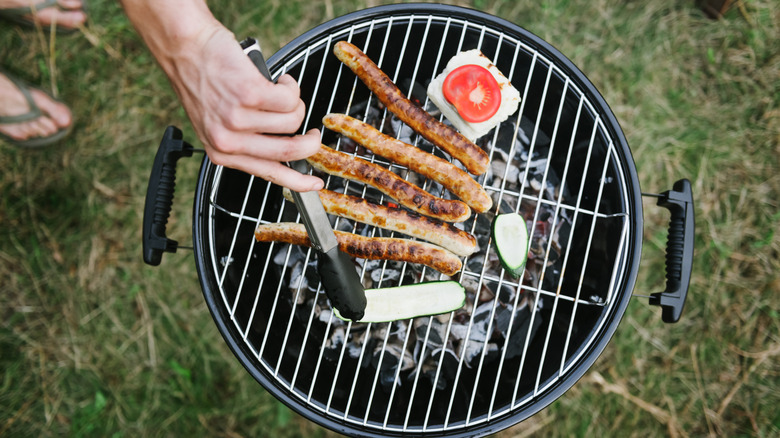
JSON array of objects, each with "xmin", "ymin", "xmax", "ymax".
[{"xmin": 442, "ymin": 64, "xmax": 501, "ymax": 123}]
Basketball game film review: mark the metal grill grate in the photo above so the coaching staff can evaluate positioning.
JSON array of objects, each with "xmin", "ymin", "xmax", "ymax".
[{"xmin": 196, "ymin": 9, "xmax": 638, "ymax": 436}]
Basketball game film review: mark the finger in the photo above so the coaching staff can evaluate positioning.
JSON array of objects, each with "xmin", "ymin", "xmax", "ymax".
[
  {"xmin": 222, "ymin": 97, "xmax": 306, "ymax": 134},
  {"xmin": 213, "ymin": 153, "xmax": 324, "ymax": 192},
  {"xmin": 244, "ymin": 74, "xmax": 302, "ymax": 114},
  {"xmin": 210, "ymin": 128, "xmax": 322, "ymax": 162}
]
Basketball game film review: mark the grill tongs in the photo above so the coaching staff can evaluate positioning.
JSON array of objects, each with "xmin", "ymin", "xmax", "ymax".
[{"xmin": 240, "ymin": 38, "xmax": 367, "ymax": 321}]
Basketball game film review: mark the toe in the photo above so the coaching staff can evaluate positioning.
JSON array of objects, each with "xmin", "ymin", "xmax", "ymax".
[
  {"xmin": 33, "ymin": 7, "xmax": 87, "ymax": 29},
  {"xmin": 30, "ymin": 89, "xmax": 72, "ymax": 129}
]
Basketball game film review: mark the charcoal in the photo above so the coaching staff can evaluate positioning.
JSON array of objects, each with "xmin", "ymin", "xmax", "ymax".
[
  {"xmin": 287, "ymin": 92, "xmax": 570, "ymax": 393},
  {"xmin": 288, "ymin": 261, "xmax": 309, "ymax": 295},
  {"xmin": 427, "ymin": 347, "xmax": 459, "ymax": 389},
  {"xmin": 371, "ymin": 267, "xmax": 400, "ymax": 284},
  {"xmin": 372, "ymin": 343, "xmax": 414, "ymax": 391},
  {"xmin": 501, "ymin": 302, "xmax": 543, "ymax": 360}
]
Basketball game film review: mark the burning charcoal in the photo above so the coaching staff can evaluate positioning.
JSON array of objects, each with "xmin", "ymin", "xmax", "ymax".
[
  {"xmin": 219, "ymin": 255, "xmax": 234, "ymax": 268},
  {"xmin": 528, "ymin": 175, "xmax": 544, "ymax": 195},
  {"xmin": 414, "ymin": 317, "xmax": 448, "ymax": 351},
  {"xmin": 371, "ymin": 267, "xmax": 401, "ymax": 284},
  {"xmin": 334, "ymin": 217, "xmax": 356, "ymax": 233},
  {"xmin": 491, "ymin": 159, "xmax": 521, "ymax": 188},
  {"xmin": 318, "ymin": 307, "xmax": 333, "ymax": 324},
  {"xmin": 495, "ymin": 196, "xmax": 518, "ymax": 215},
  {"xmin": 478, "ymin": 283, "xmax": 495, "ymax": 303},
  {"xmin": 426, "ymin": 347, "xmax": 459, "ymax": 389},
  {"xmin": 289, "ymin": 261, "xmax": 309, "ymax": 295},
  {"xmin": 499, "ymin": 301, "xmax": 542, "ymax": 359},
  {"xmin": 473, "ymin": 213, "xmax": 493, "ymax": 239},
  {"xmin": 362, "ymin": 259, "xmax": 384, "ymax": 273},
  {"xmin": 552, "ymin": 219, "xmax": 571, "ymax": 254},
  {"xmin": 466, "ymin": 254, "xmax": 487, "ymax": 274},
  {"xmin": 347, "ymin": 99, "xmax": 382, "ymax": 124},
  {"xmin": 589, "ymin": 294, "xmax": 605, "ymax": 305},
  {"xmin": 455, "ymin": 302, "xmax": 495, "ymax": 367},
  {"xmin": 347, "ymin": 330, "xmax": 367, "ymax": 359},
  {"xmin": 389, "ymin": 116, "xmax": 416, "ymax": 144},
  {"xmin": 486, "ymin": 282, "xmax": 516, "ymax": 304},
  {"xmin": 373, "ymin": 343, "xmax": 415, "ymax": 391},
  {"xmin": 326, "ymin": 326, "xmax": 346, "ymax": 349},
  {"xmin": 489, "ymin": 120, "xmax": 520, "ymax": 156},
  {"xmin": 519, "ymin": 117, "xmax": 551, "ymax": 149},
  {"xmin": 273, "ymin": 244, "xmax": 305, "ymax": 267}
]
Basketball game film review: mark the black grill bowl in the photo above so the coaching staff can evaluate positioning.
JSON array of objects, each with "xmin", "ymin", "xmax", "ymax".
[{"xmin": 192, "ymin": 4, "xmax": 643, "ymax": 437}]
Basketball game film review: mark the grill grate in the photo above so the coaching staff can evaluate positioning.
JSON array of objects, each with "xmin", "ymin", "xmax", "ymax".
[{"xmin": 198, "ymin": 10, "xmax": 636, "ymax": 436}]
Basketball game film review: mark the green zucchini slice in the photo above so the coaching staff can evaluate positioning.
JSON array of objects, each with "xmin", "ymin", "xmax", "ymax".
[
  {"xmin": 333, "ymin": 281, "xmax": 465, "ymax": 323},
  {"xmin": 491, "ymin": 212, "xmax": 529, "ymax": 278}
]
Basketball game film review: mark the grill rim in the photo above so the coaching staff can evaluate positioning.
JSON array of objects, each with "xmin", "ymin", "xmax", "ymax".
[{"xmin": 192, "ymin": 3, "xmax": 644, "ymax": 437}]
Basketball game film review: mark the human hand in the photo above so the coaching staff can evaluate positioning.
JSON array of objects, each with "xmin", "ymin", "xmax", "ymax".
[{"xmin": 163, "ymin": 25, "xmax": 323, "ymax": 192}]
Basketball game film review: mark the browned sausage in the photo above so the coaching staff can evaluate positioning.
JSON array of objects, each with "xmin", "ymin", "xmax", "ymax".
[
  {"xmin": 283, "ymin": 188, "xmax": 477, "ymax": 256},
  {"xmin": 254, "ymin": 222, "xmax": 462, "ymax": 276},
  {"xmin": 322, "ymin": 113, "xmax": 493, "ymax": 213},
  {"xmin": 333, "ymin": 41, "xmax": 490, "ymax": 175},
  {"xmin": 307, "ymin": 145, "xmax": 471, "ymax": 223}
]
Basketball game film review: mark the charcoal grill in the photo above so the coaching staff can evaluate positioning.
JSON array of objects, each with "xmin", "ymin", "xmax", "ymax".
[{"xmin": 142, "ymin": 4, "xmax": 694, "ymax": 437}]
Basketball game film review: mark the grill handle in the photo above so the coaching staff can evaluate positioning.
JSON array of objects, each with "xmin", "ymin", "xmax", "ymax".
[
  {"xmin": 650, "ymin": 178, "xmax": 695, "ymax": 323},
  {"xmin": 142, "ymin": 126, "xmax": 195, "ymax": 266}
]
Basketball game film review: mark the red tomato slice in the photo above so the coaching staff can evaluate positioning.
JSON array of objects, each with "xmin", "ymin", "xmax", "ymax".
[{"xmin": 442, "ymin": 64, "xmax": 501, "ymax": 123}]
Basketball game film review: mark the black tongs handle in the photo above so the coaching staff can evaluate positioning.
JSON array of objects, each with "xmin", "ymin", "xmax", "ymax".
[
  {"xmin": 241, "ymin": 37, "xmax": 274, "ymax": 83},
  {"xmin": 240, "ymin": 37, "xmax": 367, "ymax": 321}
]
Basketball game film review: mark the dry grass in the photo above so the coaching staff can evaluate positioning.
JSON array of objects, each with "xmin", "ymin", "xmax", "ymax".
[{"xmin": 1, "ymin": 0, "xmax": 778, "ymax": 437}]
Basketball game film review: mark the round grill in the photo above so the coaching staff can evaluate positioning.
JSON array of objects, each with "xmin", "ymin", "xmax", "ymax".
[{"xmin": 192, "ymin": 4, "xmax": 644, "ymax": 437}]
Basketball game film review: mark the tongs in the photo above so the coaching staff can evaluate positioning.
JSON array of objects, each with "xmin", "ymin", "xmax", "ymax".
[{"xmin": 240, "ymin": 37, "xmax": 367, "ymax": 321}]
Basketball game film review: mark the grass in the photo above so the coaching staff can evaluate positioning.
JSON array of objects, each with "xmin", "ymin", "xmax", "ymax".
[{"xmin": 1, "ymin": 0, "xmax": 778, "ymax": 436}]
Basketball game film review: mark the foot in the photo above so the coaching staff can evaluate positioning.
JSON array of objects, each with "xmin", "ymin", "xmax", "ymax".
[
  {"xmin": 0, "ymin": 72, "xmax": 73, "ymax": 145},
  {"xmin": 0, "ymin": 0, "xmax": 87, "ymax": 30}
]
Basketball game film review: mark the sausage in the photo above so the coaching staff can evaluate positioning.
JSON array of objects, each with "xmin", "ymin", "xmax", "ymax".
[
  {"xmin": 322, "ymin": 113, "xmax": 493, "ymax": 213},
  {"xmin": 283, "ymin": 188, "xmax": 477, "ymax": 256},
  {"xmin": 307, "ymin": 145, "xmax": 471, "ymax": 223},
  {"xmin": 254, "ymin": 222, "xmax": 463, "ymax": 276},
  {"xmin": 333, "ymin": 40, "xmax": 490, "ymax": 175}
]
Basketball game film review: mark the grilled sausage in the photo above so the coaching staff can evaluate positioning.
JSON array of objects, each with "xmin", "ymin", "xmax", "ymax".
[
  {"xmin": 322, "ymin": 113, "xmax": 493, "ymax": 213},
  {"xmin": 283, "ymin": 188, "xmax": 477, "ymax": 256},
  {"xmin": 254, "ymin": 222, "xmax": 462, "ymax": 276},
  {"xmin": 307, "ymin": 145, "xmax": 471, "ymax": 223},
  {"xmin": 333, "ymin": 41, "xmax": 490, "ymax": 175}
]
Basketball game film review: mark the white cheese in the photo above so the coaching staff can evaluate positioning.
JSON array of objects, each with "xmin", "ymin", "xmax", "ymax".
[{"xmin": 427, "ymin": 49, "xmax": 521, "ymax": 141}]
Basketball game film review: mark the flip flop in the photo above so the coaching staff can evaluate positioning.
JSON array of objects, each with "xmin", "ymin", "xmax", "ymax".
[
  {"xmin": 0, "ymin": 0, "xmax": 88, "ymax": 34},
  {"xmin": 0, "ymin": 70, "xmax": 72, "ymax": 149}
]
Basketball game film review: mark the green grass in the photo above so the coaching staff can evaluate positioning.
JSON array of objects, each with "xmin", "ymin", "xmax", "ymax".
[{"xmin": 1, "ymin": 0, "xmax": 778, "ymax": 436}]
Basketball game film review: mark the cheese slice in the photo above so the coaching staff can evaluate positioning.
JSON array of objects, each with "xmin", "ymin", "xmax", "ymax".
[{"xmin": 427, "ymin": 50, "xmax": 521, "ymax": 141}]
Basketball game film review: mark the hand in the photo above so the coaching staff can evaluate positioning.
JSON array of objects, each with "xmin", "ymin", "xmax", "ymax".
[{"xmin": 164, "ymin": 25, "xmax": 323, "ymax": 191}]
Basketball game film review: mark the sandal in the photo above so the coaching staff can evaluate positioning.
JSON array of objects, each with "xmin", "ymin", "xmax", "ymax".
[
  {"xmin": 0, "ymin": 0, "xmax": 88, "ymax": 34},
  {"xmin": 0, "ymin": 70, "xmax": 72, "ymax": 148}
]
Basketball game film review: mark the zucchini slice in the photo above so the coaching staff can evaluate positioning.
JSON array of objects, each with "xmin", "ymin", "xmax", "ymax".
[
  {"xmin": 333, "ymin": 281, "xmax": 466, "ymax": 323},
  {"xmin": 491, "ymin": 212, "xmax": 529, "ymax": 278}
]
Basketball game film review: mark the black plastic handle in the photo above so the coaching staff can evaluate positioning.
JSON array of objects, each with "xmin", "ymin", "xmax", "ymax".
[
  {"xmin": 142, "ymin": 126, "xmax": 194, "ymax": 266},
  {"xmin": 649, "ymin": 179, "xmax": 695, "ymax": 323}
]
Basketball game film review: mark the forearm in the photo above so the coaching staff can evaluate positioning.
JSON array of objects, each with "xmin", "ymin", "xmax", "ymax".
[
  {"xmin": 120, "ymin": 0, "xmax": 323, "ymax": 191},
  {"xmin": 119, "ymin": 0, "xmax": 224, "ymax": 76}
]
